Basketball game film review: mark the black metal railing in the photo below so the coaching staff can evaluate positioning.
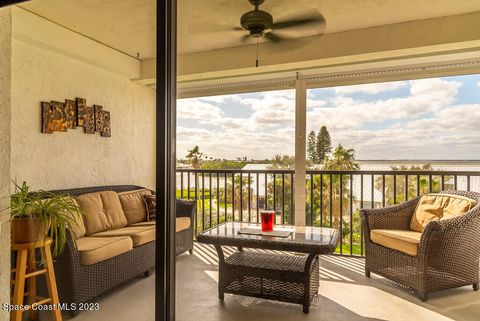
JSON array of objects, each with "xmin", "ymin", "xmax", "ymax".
[{"xmin": 176, "ymin": 169, "xmax": 480, "ymax": 257}]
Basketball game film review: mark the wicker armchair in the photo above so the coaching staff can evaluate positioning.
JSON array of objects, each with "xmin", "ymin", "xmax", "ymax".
[{"xmin": 360, "ymin": 190, "xmax": 480, "ymax": 300}]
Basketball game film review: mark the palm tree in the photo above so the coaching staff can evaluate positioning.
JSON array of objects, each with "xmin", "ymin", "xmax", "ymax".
[
  {"xmin": 218, "ymin": 174, "xmax": 252, "ymax": 222},
  {"xmin": 232, "ymin": 174, "xmax": 252, "ymax": 221},
  {"xmin": 267, "ymin": 175, "xmax": 293, "ymax": 224},
  {"xmin": 375, "ymin": 164, "xmax": 441, "ymax": 205},
  {"xmin": 323, "ymin": 144, "xmax": 359, "ymax": 171},
  {"xmin": 185, "ymin": 146, "xmax": 205, "ymax": 169},
  {"xmin": 307, "ymin": 144, "xmax": 359, "ymax": 227},
  {"xmin": 185, "ymin": 146, "xmax": 207, "ymax": 231}
]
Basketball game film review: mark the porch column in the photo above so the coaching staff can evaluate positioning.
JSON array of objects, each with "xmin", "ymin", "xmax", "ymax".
[{"xmin": 294, "ymin": 75, "xmax": 307, "ymax": 226}]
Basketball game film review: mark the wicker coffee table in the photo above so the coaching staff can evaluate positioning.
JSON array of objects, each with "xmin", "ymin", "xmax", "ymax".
[{"xmin": 197, "ymin": 222, "xmax": 339, "ymax": 313}]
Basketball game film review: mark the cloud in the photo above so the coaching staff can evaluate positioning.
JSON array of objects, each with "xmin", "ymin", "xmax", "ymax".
[
  {"xmin": 406, "ymin": 104, "xmax": 480, "ymax": 131},
  {"xmin": 177, "ymin": 127, "xmax": 216, "ymax": 140},
  {"xmin": 177, "ymin": 90, "xmax": 297, "ymax": 159},
  {"xmin": 177, "ymin": 76, "xmax": 479, "ymax": 160},
  {"xmin": 177, "ymin": 99, "xmax": 223, "ymax": 121},
  {"xmin": 334, "ymin": 81, "xmax": 407, "ymax": 95},
  {"xmin": 307, "ymin": 78, "xmax": 461, "ymax": 131}
]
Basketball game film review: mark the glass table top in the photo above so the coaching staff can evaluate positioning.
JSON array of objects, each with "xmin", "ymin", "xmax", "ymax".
[{"xmin": 197, "ymin": 222, "xmax": 339, "ymax": 254}]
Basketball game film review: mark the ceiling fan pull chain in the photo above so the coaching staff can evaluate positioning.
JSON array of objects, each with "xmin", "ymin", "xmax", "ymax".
[{"xmin": 256, "ymin": 38, "xmax": 259, "ymax": 67}]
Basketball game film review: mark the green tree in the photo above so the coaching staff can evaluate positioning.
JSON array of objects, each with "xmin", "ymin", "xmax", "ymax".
[
  {"xmin": 306, "ymin": 144, "xmax": 359, "ymax": 251},
  {"xmin": 186, "ymin": 146, "xmax": 207, "ymax": 230},
  {"xmin": 233, "ymin": 174, "xmax": 253, "ymax": 220},
  {"xmin": 218, "ymin": 174, "xmax": 252, "ymax": 222},
  {"xmin": 307, "ymin": 131, "xmax": 318, "ymax": 163},
  {"xmin": 375, "ymin": 164, "xmax": 441, "ymax": 205},
  {"xmin": 268, "ymin": 154, "xmax": 295, "ymax": 169},
  {"xmin": 323, "ymin": 144, "xmax": 359, "ymax": 171},
  {"xmin": 316, "ymin": 126, "xmax": 332, "ymax": 164},
  {"xmin": 267, "ymin": 175, "xmax": 294, "ymax": 224},
  {"xmin": 186, "ymin": 146, "xmax": 205, "ymax": 169},
  {"xmin": 201, "ymin": 160, "xmax": 247, "ymax": 170}
]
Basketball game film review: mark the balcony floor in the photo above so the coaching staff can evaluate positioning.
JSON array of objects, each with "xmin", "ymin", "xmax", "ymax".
[{"xmin": 64, "ymin": 243, "xmax": 479, "ymax": 321}]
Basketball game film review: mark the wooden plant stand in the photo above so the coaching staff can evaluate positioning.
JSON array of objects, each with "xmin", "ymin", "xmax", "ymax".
[{"xmin": 11, "ymin": 239, "xmax": 62, "ymax": 321}]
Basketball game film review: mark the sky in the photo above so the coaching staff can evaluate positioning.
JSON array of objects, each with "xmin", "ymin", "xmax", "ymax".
[{"xmin": 177, "ymin": 74, "xmax": 480, "ymax": 160}]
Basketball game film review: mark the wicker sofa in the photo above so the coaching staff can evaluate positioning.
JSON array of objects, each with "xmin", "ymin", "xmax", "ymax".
[
  {"xmin": 360, "ymin": 191, "xmax": 480, "ymax": 300},
  {"xmin": 47, "ymin": 185, "xmax": 195, "ymax": 316}
]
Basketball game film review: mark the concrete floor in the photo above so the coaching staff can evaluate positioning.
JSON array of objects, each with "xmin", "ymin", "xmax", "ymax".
[{"xmin": 52, "ymin": 243, "xmax": 479, "ymax": 321}]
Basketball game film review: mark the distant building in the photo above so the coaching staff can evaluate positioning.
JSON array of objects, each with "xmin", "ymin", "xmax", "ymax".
[
  {"xmin": 176, "ymin": 163, "xmax": 191, "ymax": 169},
  {"xmin": 242, "ymin": 163, "xmax": 270, "ymax": 171}
]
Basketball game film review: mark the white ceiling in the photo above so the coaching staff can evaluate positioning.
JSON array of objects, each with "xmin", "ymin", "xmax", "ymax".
[
  {"xmin": 178, "ymin": 0, "xmax": 480, "ymax": 54},
  {"xmin": 18, "ymin": 0, "xmax": 156, "ymax": 59},
  {"xmin": 18, "ymin": 0, "xmax": 480, "ymax": 57}
]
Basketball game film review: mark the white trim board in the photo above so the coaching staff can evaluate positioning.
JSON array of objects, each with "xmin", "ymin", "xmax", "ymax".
[{"xmin": 177, "ymin": 54, "xmax": 480, "ymax": 98}]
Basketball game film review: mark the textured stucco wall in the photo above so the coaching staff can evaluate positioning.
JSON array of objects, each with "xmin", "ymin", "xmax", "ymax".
[
  {"xmin": 11, "ymin": 40, "xmax": 156, "ymax": 191},
  {"xmin": 0, "ymin": 8, "xmax": 12, "ymax": 321}
]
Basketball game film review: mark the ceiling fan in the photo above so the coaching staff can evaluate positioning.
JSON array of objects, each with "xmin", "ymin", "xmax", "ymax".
[{"xmin": 235, "ymin": 0, "xmax": 326, "ymax": 44}]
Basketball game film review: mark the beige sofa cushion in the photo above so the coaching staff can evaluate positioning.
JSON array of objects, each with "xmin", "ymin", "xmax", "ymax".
[
  {"xmin": 91, "ymin": 225, "xmax": 155, "ymax": 247},
  {"xmin": 75, "ymin": 236, "xmax": 133, "ymax": 265},
  {"xmin": 371, "ymin": 229, "xmax": 422, "ymax": 256},
  {"xmin": 176, "ymin": 217, "xmax": 191, "ymax": 233},
  {"xmin": 129, "ymin": 221, "xmax": 156, "ymax": 227},
  {"xmin": 118, "ymin": 189, "xmax": 151, "ymax": 224},
  {"xmin": 40, "ymin": 197, "xmax": 86, "ymax": 239},
  {"xmin": 65, "ymin": 197, "xmax": 86, "ymax": 239},
  {"xmin": 76, "ymin": 191, "xmax": 128, "ymax": 235},
  {"xmin": 410, "ymin": 194, "xmax": 477, "ymax": 232},
  {"xmin": 129, "ymin": 218, "xmax": 190, "ymax": 232}
]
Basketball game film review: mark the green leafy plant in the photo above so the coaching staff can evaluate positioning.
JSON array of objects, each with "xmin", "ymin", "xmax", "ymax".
[{"xmin": 10, "ymin": 181, "xmax": 84, "ymax": 257}]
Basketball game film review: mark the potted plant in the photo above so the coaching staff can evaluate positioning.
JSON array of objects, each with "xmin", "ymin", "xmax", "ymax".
[{"xmin": 10, "ymin": 181, "xmax": 83, "ymax": 257}]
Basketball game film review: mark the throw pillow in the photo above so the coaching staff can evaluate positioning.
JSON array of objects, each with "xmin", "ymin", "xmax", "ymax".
[{"xmin": 143, "ymin": 194, "xmax": 156, "ymax": 221}]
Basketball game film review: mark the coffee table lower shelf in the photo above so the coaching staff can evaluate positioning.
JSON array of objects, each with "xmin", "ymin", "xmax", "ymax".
[{"xmin": 215, "ymin": 247, "xmax": 319, "ymax": 313}]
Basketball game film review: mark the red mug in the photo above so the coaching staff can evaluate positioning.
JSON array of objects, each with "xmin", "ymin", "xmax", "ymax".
[{"xmin": 260, "ymin": 211, "xmax": 275, "ymax": 232}]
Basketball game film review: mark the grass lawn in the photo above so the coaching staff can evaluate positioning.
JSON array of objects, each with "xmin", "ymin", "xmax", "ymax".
[
  {"xmin": 335, "ymin": 243, "xmax": 363, "ymax": 256},
  {"xmin": 176, "ymin": 188, "xmax": 212, "ymax": 199}
]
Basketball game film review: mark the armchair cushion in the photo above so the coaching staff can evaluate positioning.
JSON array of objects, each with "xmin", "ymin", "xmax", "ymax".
[
  {"xmin": 370, "ymin": 229, "xmax": 422, "ymax": 256},
  {"xmin": 176, "ymin": 217, "xmax": 191, "ymax": 232},
  {"xmin": 410, "ymin": 193, "xmax": 477, "ymax": 232}
]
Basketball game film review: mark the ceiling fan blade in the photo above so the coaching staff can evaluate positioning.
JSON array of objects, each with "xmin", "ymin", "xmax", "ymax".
[
  {"xmin": 272, "ymin": 14, "xmax": 326, "ymax": 30},
  {"xmin": 232, "ymin": 27, "xmax": 244, "ymax": 31},
  {"xmin": 264, "ymin": 32, "xmax": 282, "ymax": 43},
  {"xmin": 240, "ymin": 34, "xmax": 251, "ymax": 43}
]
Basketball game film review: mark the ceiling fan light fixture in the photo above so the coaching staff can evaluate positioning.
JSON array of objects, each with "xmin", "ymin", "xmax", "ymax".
[
  {"xmin": 240, "ymin": 10, "xmax": 273, "ymax": 36},
  {"xmin": 236, "ymin": 0, "xmax": 326, "ymax": 44},
  {"xmin": 249, "ymin": 26, "xmax": 265, "ymax": 38}
]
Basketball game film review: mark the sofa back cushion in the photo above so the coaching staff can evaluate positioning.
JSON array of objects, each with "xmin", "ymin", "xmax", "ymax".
[
  {"xmin": 76, "ymin": 191, "xmax": 128, "ymax": 235},
  {"xmin": 118, "ymin": 189, "xmax": 151, "ymax": 224},
  {"xmin": 65, "ymin": 197, "xmax": 86, "ymax": 239},
  {"xmin": 410, "ymin": 193, "xmax": 477, "ymax": 232},
  {"xmin": 43, "ymin": 196, "xmax": 86, "ymax": 239}
]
